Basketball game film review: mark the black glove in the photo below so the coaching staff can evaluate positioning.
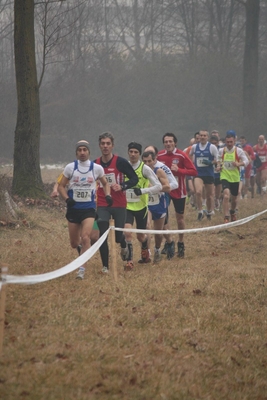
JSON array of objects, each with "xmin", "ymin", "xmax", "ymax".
[
  {"xmin": 105, "ymin": 195, "xmax": 113, "ymax": 207},
  {"xmin": 202, "ymin": 159, "xmax": 212, "ymax": 166},
  {"xmin": 66, "ymin": 198, "xmax": 76, "ymax": 207},
  {"xmin": 133, "ymin": 188, "xmax": 142, "ymax": 196}
]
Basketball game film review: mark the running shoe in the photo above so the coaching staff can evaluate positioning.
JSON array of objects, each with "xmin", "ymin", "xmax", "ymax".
[
  {"xmin": 166, "ymin": 241, "xmax": 175, "ymax": 259},
  {"xmin": 153, "ymin": 248, "xmax": 161, "ymax": 264},
  {"xmin": 102, "ymin": 266, "xmax": 109, "ymax": 273},
  {"xmin": 230, "ymin": 213, "xmax": 237, "ymax": 222},
  {"xmin": 76, "ymin": 267, "xmax": 85, "ymax": 280},
  {"xmin": 197, "ymin": 212, "xmax": 204, "ymax": 221},
  {"xmin": 120, "ymin": 247, "xmax": 128, "ymax": 261},
  {"xmin": 124, "ymin": 261, "xmax": 134, "ymax": 271},
  {"xmin": 177, "ymin": 242, "xmax": 185, "ymax": 258},
  {"xmin": 161, "ymin": 241, "xmax": 168, "ymax": 255},
  {"xmin": 138, "ymin": 248, "xmax": 151, "ymax": 264}
]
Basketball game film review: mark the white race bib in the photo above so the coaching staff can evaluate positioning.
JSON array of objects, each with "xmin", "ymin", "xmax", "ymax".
[
  {"xmin": 196, "ymin": 157, "xmax": 209, "ymax": 167},
  {"xmin": 126, "ymin": 189, "xmax": 140, "ymax": 202},
  {"xmin": 148, "ymin": 194, "xmax": 160, "ymax": 206},
  {"xmin": 259, "ymin": 156, "xmax": 266, "ymax": 162},
  {"xmin": 100, "ymin": 173, "xmax": 116, "ymax": 187},
  {"xmin": 73, "ymin": 188, "xmax": 93, "ymax": 201},
  {"xmin": 223, "ymin": 161, "xmax": 234, "ymax": 170}
]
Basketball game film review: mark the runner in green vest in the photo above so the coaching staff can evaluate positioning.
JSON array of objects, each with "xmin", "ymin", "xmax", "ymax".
[{"xmin": 218, "ymin": 132, "xmax": 249, "ymax": 223}]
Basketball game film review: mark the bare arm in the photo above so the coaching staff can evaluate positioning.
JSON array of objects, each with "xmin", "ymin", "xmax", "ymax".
[{"xmin": 157, "ymin": 169, "xmax": 170, "ymax": 193}]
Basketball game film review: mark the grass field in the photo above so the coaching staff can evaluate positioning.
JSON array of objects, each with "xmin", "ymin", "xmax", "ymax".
[{"xmin": 0, "ymin": 170, "xmax": 267, "ymax": 399}]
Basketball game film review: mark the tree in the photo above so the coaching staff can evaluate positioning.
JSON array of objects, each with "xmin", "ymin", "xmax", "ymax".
[
  {"xmin": 241, "ymin": 0, "xmax": 260, "ymax": 140},
  {"xmin": 12, "ymin": 0, "xmax": 44, "ymax": 197}
]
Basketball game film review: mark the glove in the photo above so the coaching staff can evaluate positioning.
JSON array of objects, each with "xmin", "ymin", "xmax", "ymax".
[
  {"xmin": 202, "ymin": 159, "xmax": 212, "ymax": 166},
  {"xmin": 133, "ymin": 188, "xmax": 142, "ymax": 196},
  {"xmin": 66, "ymin": 198, "xmax": 76, "ymax": 207},
  {"xmin": 105, "ymin": 195, "xmax": 113, "ymax": 207}
]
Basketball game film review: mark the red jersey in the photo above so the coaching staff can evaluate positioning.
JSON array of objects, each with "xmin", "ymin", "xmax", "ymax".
[
  {"xmin": 95, "ymin": 154, "xmax": 126, "ymax": 207},
  {"xmin": 157, "ymin": 148, "xmax": 197, "ymax": 199},
  {"xmin": 253, "ymin": 144, "xmax": 267, "ymax": 170}
]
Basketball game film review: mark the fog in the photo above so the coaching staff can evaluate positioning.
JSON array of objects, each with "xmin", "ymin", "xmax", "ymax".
[{"xmin": 1, "ymin": 0, "xmax": 267, "ymax": 163}]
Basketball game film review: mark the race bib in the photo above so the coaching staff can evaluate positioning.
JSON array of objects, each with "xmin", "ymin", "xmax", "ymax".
[
  {"xmin": 223, "ymin": 161, "xmax": 234, "ymax": 170},
  {"xmin": 73, "ymin": 188, "xmax": 93, "ymax": 201},
  {"xmin": 126, "ymin": 189, "xmax": 140, "ymax": 202},
  {"xmin": 148, "ymin": 194, "xmax": 160, "ymax": 206},
  {"xmin": 100, "ymin": 173, "xmax": 116, "ymax": 187},
  {"xmin": 259, "ymin": 156, "xmax": 266, "ymax": 162},
  {"xmin": 196, "ymin": 157, "xmax": 209, "ymax": 167}
]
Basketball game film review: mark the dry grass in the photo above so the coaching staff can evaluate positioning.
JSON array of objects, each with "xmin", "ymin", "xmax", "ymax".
[{"xmin": 1, "ymin": 170, "xmax": 267, "ymax": 399}]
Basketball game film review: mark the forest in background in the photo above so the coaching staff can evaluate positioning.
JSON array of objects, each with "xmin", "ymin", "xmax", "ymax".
[{"xmin": 0, "ymin": 0, "xmax": 266, "ymax": 162}]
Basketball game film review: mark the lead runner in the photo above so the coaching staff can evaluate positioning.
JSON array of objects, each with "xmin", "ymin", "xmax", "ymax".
[{"xmin": 58, "ymin": 140, "xmax": 111, "ymax": 279}]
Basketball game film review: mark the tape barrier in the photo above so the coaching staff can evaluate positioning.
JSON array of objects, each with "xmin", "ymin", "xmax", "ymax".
[
  {"xmin": 2, "ymin": 209, "xmax": 266, "ymax": 286},
  {"xmin": 4, "ymin": 229, "xmax": 110, "ymax": 285},
  {"xmin": 113, "ymin": 209, "xmax": 267, "ymax": 234}
]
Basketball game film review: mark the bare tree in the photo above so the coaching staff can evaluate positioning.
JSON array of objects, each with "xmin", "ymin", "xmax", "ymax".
[
  {"xmin": 239, "ymin": 0, "xmax": 260, "ymax": 140},
  {"xmin": 12, "ymin": 0, "xmax": 44, "ymax": 197}
]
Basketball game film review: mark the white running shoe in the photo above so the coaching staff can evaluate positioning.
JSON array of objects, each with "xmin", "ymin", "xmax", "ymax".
[
  {"xmin": 102, "ymin": 266, "xmax": 109, "ymax": 273},
  {"xmin": 76, "ymin": 267, "xmax": 85, "ymax": 280},
  {"xmin": 153, "ymin": 248, "xmax": 161, "ymax": 264}
]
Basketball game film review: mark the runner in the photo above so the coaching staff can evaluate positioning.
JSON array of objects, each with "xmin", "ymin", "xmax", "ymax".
[
  {"xmin": 253, "ymin": 135, "xmax": 267, "ymax": 195},
  {"xmin": 218, "ymin": 133, "xmax": 249, "ymax": 223},
  {"xmin": 239, "ymin": 136, "xmax": 255, "ymax": 198},
  {"xmin": 142, "ymin": 150, "xmax": 170, "ymax": 263},
  {"xmin": 143, "ymin": 145, "xmax": 178, "ymax": 259},
  {"xmin": 95, "ymin": 132, "xmax": 138, "ymax": 273},
  {"xmin": 210, "ymin": 135, "xmax": 222, "ymax": 211},
  {"xmin": 157, "ymin": 133, "xmax": 197, "ymax": 258},
  {"xmin": 58, "ymin": 140, "xmax": 111, "ymax": 279},
  {"xmin": 124, "ymin": 142, "xmax": 162, "ymax": 271},
  {"xmin": 189, "ymin": 130, "xmax": 218, "ymax": 220}
]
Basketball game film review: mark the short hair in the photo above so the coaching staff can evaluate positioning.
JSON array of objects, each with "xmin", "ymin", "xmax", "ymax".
[
  {"xmin": 210, "ymin": 135, "xmax": 219, "ymax": 142},
  {"xmin": 99, "ymin": 131, "xmax": 114, "ymax": 144},
  {"xmin": 144, "ymin": 145, "xmax": 158, "ymax": 155},
  {"xmin": 162, "ymin": 132, "xmax": 177, "ymax": 144},
  {"xmin": 194, "ymin": 132, "xmax": 200, "ymax": 138},
  {"xmin": 142, "ymin": 151, "xmax": 156, "ymax": 160},
  {"xmin": 225, "ymin": 133, "xmax": 235, "ymax": 140},
  {"xmin": 239, "ymin": 135, "xmax": 246, "ymax": 140}
]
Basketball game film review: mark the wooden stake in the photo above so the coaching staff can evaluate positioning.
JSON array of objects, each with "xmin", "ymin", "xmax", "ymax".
[
  {"xmin": 109, "ymin": 219, "xmax": 118, "ymax": 282},
  {"xmin": 0, "ymin": 267, "xmax": 7, "ymax": 358}
]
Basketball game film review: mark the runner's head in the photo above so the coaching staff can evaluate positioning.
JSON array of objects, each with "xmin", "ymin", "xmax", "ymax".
[
  {"xmin": 128, "ymin": 142, "xmax": 142, "ymax": 164},
  {"xmin": 142, "ymin": 151, "xmax": 156, "ymax": 169},
  {"xmin": 75, "ymin": 140, "xmax": 90, "ymax": 161},
  {"xmin": 162, "ymin": 133, "xmax": 177, "ymax": 153}
]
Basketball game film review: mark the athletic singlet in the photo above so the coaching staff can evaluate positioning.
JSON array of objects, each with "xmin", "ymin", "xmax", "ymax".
[{"xmin": 95, "ymin": 155, "xmax": 126, "ymax": 207}]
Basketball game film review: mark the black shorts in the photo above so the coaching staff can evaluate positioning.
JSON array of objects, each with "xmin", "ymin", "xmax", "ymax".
[
  {"xmin": 221, "ymin": 180, "xmax": 239, "ymax": 197},
  {"xmin": 66, "ymin": 208, "xmax": 96, "ymax": 224},
  {"xmin": 214, "ymin": 177, "xmax": 221, "ymax": 187},
  {"xmin": 97, "ymin": 207, "xmax": 126, "ymax": 228},
  {"xmin": 195, "ymin": 176, "xmax": 214, "ymax": 185},
  {"xmin": 169, "ymin": 197, "xmax": 186, "ymax": 215},
  {"xmin": 126, "ymin": 207, "xmax": 148, "ymax": 229}
]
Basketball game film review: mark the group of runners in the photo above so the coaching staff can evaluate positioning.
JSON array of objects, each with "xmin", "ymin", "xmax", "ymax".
[
  {"xmin": 52, "ymin": 130, "xmax": 267, "ymax": 278},
  {"xmin": 185, "ymin": 130, "xmax": 267, "ymax": 223}
]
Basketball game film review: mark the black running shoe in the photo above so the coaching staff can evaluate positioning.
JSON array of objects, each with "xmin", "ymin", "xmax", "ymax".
[{"xmin": 177, "ymin": 242, "xmax": 185, "ymax": 258}]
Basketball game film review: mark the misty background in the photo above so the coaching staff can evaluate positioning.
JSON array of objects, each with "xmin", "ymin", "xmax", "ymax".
[{"xmin": 1, "ymin": 0, "xmax": 267, "ymax": 163}]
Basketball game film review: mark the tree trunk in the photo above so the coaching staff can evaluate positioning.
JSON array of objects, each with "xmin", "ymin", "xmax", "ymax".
[
  {"xmin": 243, "ymin": 0, "xmax": 260, "ymax": 141},
  {"xmin": 12, "ymin": 0, "xmax": 45, "ymax": 198}
]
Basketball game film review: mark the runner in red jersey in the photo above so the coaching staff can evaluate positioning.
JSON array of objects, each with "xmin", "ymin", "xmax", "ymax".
[
  {"xmin": 157, "ymin": 132, "xmax": 197, "ymax": 258},
  {"xmin": 95, "ymin": 132, "xmax": 138, "ymax": 273},
  {"xmin": 239, "ymin": 136, "xmax": 255, "ymax": 198},
  {"xmin": 253, "ymin": 135, "xmax": 267, "ymax": 195}
]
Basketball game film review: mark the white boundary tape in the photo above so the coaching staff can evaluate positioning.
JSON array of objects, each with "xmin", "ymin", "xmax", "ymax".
[
  {"xmin": 4, "ymin": 229, "xmax": 109, "ymax": 285},
  {"xmin": 1, "ymin": 209, "xmax": 266, "ymax": 285},
  {"xmin": 113, "ymin": 209, "xmax": 267, "ymax": 234}
]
